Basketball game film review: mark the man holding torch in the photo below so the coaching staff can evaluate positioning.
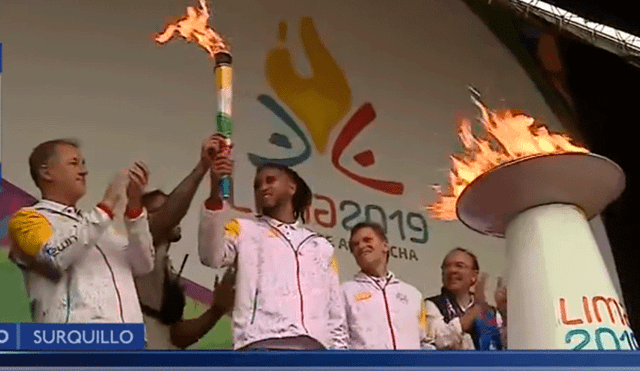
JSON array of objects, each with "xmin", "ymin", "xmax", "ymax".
[
  {"xmin": 156, "ymin": 1, "xmax": 347, "ymax": 350},
  {"xmin": 198, "ymin": 139, "xmax": 347, "ymax": 350}
]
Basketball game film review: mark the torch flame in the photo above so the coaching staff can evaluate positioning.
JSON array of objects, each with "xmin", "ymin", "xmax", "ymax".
[
  {"xmin": 428, "ymin": 96, "xmax": 588, "ymax": 220},
  {"xmin": 155, "ymin": 0, "xmax": 229, "ymax": 57}
]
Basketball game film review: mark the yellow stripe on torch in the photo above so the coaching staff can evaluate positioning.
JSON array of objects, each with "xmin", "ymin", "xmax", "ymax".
[{"xmin": 216, "ymin": 66, "xmax": 232, "ymax": 90}]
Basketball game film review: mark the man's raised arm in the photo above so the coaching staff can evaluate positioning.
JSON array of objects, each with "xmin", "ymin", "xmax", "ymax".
[
  {"xmin": 148, "ymin": 134, "xmax": 223, "ymax": 242},
  {"xmin": 198, "ymin": 141, "xmax": 236, "ymax": 268}
]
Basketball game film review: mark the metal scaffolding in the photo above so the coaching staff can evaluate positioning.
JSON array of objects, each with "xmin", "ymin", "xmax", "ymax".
[{"xmin": 491, "ymin": 0, "xmax": 640, "ymax": 67}]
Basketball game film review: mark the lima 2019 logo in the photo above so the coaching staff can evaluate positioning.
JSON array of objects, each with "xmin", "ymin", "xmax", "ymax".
[
  {"xmin": 247, "ymin": 18, "xmax": 426, "ymax": 261},
  {"xmin": 248, "ymin": 17, "xmax": 403, "ymax": 196}
]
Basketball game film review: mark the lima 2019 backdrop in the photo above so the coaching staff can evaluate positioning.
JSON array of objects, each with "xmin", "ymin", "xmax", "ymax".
[{"xmin": 0, "ymin": 0, "xmax": 621, "ymax": 349}]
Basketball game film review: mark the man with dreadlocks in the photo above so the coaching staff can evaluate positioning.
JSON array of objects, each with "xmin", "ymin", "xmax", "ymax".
[{"xmin": 198, "ymin": 139, "xmax": 348, "ymax": 350}]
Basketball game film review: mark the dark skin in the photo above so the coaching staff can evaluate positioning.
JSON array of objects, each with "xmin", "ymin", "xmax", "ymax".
[
  {"xmin": 169, "ymin": 267, "xmax": 235, "ymax": 349},
  {"xmin": 142, "ymin": 134, "xmax": 235, "ymax": 349},
  {"xmin": 207, "ymin": 142, "xmax": 297, "ymax": 224},
  {"xmin": 143, "ymin": 194, "xmax": 181, "ymax": 244},
  {"xmin": 252, "ymin": 168, "xmax": 297, "ymax": 223},
  {"xmin": 147, "ymin": 134, "xmax": 225, "ymax": 245},
  {"xmin": 142, "ymin": 191, "xmax": 234, "ymax": 349}
]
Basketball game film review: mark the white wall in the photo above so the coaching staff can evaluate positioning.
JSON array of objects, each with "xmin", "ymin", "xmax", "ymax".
[{"xmin": 1, "ymin": 0, "xmax": 614, "ymax": 302}]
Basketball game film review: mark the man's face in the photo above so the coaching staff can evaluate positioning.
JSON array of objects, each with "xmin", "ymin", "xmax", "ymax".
[
  {"xmin": 44, "ymin": 144, "xmax": 87, "ymax": 202},
  {"xmin": 350, "ymin": 227, "xmax": 389, "ymax": 274},
  {"xmin": 441, "ymin": 250, "xmax": 478, "ymax": 295},
  {"xmin": 145, "ymin": 194, "xmax": 181, "ymax": 243},
  {"xmin": 253, "ymin": 168, "xmax": 295, "ymax": 213}
]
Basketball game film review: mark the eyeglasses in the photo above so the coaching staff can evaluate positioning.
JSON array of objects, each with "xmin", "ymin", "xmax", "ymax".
[{"xmin": 441, "ymin": 262, "xmax": 475, "ymax": 271}]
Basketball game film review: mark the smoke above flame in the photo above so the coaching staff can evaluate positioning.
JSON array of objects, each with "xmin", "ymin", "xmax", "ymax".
[
  {"xmin": 428, "ymin": 96, "xmax": 588, "ymax": 220},
  {"xmin": 155, "ymin": 0, "xmax": 229, "ymax": 57}
]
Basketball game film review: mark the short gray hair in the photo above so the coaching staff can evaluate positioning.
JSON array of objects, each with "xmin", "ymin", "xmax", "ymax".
[{"xmin": 29, "ymin": 138, "xmax": 80, "ymax": 188}]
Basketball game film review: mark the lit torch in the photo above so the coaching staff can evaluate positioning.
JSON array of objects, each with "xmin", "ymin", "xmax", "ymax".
[
  {"xmin": 156, "ymin": 0, "xmax": 233, "ymax": 200},
  {"xmin": 429, "ymin": 89, "xmax": 633, "ymax": 350}
]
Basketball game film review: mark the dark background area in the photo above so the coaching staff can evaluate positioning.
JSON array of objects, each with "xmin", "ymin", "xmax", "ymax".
[
  {"xmin": 542, "ymin": 0, "xmax": 640, "ymax": 37},
  {"xmin": 463, "ymin": 0, "xmax": 640, "ymax": 335}
]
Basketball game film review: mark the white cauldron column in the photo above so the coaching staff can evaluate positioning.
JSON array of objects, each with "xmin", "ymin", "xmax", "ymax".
[{"xmin": 456, "ymin": 153, "xmax": 636, "ymax": 350}]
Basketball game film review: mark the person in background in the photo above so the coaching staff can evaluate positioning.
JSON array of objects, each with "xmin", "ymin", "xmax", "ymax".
[
  {"xmin": 340, "ymin": 222, "xmax": 434, "ymax": 349},
  {"xmin": 133, "ymin": 133, "xmax": 236, "ymax": 349},
  {"xmin": 136, "ymin": 186, "xmax": 235, "ymax": 349},
  {"xmin": 425, "ymin": 247, "xmax": 506, "ymax": 350}
]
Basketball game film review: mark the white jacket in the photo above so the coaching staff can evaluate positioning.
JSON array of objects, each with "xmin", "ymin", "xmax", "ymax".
[
  {"xmin": 198, "ymin": 201, "xmax": 348, "ymax": 350},
  {"xmin": 9, "ymin": 199, "xmax": 154, "ymax": 323},
  {"xmin": 341, "ymin": 271, "xmax": 433, "ymax": 349}
]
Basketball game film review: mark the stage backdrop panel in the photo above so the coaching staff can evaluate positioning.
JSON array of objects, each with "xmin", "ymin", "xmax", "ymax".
[{"xmin": 0, "ymin": 0, "xmax": 621, "ymax": 347}]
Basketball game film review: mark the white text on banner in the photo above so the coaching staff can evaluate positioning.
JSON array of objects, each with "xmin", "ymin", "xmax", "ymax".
[{"xmin": 1, "ymin": 324, "xmax": 145, "ymax": 350}]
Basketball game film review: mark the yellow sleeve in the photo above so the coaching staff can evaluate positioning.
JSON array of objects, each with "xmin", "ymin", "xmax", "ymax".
[
  {"xmin": 419, "ymin": 299, "xmax": 428, "ymax": 330},
  {"xmin": 8, "ymin": 209, "xmax": 53, "ymax": 257},
  {"xmin": 330, "ymin": 254, "xmax": 340, "ymax": 275},
  {"xmin": 224, "ymin": 219, "xmax": 242, "ymax": 240}
]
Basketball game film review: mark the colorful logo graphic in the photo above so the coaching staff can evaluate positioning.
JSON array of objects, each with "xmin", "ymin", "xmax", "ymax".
[{"xmin": 248, "ymin": 18, "xmax": 404, "ymax": 195}]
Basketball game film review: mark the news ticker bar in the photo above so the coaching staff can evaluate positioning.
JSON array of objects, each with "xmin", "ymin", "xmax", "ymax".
[
  {"xmin": 2, "ymin": 352, "xmax": 640, "ymax": 368},
  {"xmin": 0, "ymin": 370, "xmax": 627, "ymax": 371},
  {"xmin": 0, "ymin": 324, "xmax": 145, "ymax": 350}
]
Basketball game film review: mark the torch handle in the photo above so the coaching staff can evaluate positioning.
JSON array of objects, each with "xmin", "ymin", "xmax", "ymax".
[
  {"xmin": 217, "ymin": 135, "xmax": 232, "ymax": 199},
  {"xmin": 214, "ymin": 52, "xmax": 233, "ymax": 201}
]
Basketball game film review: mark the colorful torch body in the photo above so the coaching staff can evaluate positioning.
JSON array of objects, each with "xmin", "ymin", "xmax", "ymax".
[{"xmin": 214, "ymin": 52, "xmax": 233, "ymax": 200}]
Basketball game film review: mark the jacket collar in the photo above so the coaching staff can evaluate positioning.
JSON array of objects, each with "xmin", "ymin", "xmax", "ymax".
[
  {"xmin": 354, "ymin": 270, "xmax": 399, "ymax": 287},
  {"xmin": 259, "ymin": 214, "xmax": 300, "ymax": 231},
  {"xmin": 38, "ymin": 199, "xmax": 83, "ymax": 219},
  {"xmin": 440, "ymin": 286, "xmax": 475, "ymax": 312}
]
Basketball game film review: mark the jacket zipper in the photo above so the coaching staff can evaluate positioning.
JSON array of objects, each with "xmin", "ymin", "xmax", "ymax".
[
  {"xmin": 96, "ymin": 245, "xmax": 125, "ymax": 323},
  {"xmin": 250, "ymin": 289, "xmax": 259, "ymax": 325},
  {"xmin": 368, "ymin": 274, "xmax": 398, "ymax": 350},
  {"xmin": 267, "ymin": 224, "xmax": 316, "ymax": 334},
  {"xmin": 381, "ymin": 287, "xmax": 397, "ymax": 349},
  {"xmin": 294, "ymin": 251, "xmax": 309, "ymax": 333},
  {"xmin": 65, "ymin": 274, "xmax": 72, "ymax": 323}
]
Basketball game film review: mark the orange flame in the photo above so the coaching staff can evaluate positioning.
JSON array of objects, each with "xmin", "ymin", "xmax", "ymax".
[
  {"xmin": 155, "ymin": 0, "xmax": 229, "ymax": 57},
  {"xmin": 428, "ymin": 98, "xmax": 588, "ymax": 220}
]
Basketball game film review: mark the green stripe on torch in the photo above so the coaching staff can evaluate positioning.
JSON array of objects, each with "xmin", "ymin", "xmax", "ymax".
[{"xmin": 215, "ymin": 52, "xmax": 233, "ymax": 200}]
